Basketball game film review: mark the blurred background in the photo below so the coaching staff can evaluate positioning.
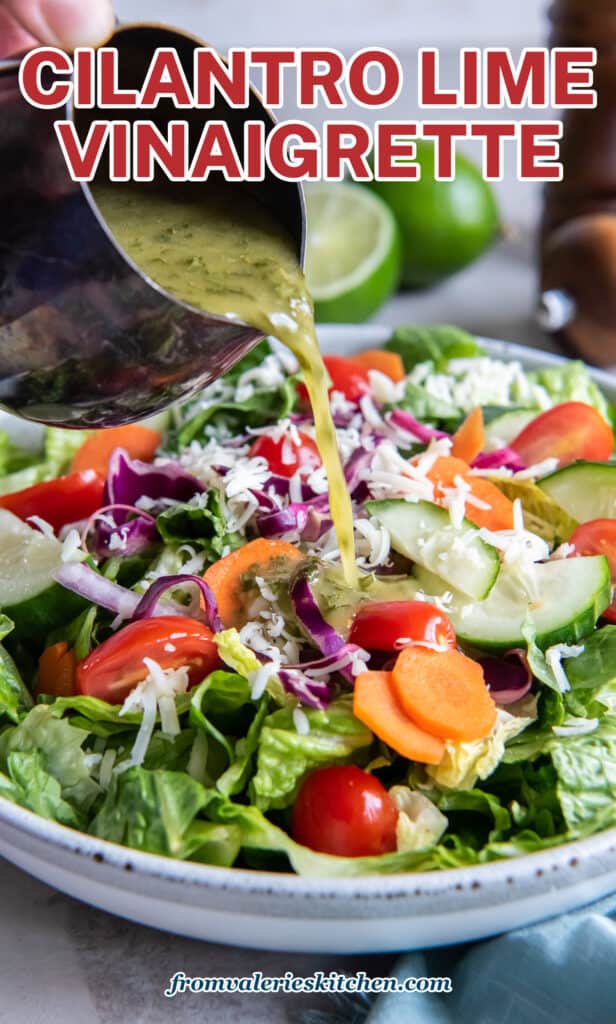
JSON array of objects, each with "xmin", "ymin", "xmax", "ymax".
[{"xmin": 113, "ymin": 0, "xmax": 550, "ymax": 348}]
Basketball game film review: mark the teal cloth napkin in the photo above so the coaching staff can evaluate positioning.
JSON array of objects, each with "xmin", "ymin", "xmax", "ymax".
[{"xmin": 366, "ymin": 894, "xmax": 616, "ymax": 1024}]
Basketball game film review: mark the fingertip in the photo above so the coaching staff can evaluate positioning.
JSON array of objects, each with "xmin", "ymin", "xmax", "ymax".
[{"xmin": 41, "ymin": 0, "xmax": 116, "ymax": 49}]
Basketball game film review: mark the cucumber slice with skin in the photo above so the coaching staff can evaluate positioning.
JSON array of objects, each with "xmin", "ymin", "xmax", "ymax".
[
  {"xmin": 367, "ymin": 499, "xmax": 500, "ymax": 600},
  {"xmin": 0, "ymin": 510, "xmax": 87, "ymax": 638},
  {"xmin": 414, "ymin": 555, "xmax": 611, "ymax": 650},
  {"xmin": 539, "ymin": 461, "xmax": 616, "ymax": 522},
  {"xmin": 484, "ymin": 409, "xmax": 537, "ymax": 449}
]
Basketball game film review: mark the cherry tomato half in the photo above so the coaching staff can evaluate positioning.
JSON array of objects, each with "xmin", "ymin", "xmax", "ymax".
[
  {"xmin": 0, "ymin": 470, "xmax": 104, "ymax": 533},
  {"xmin": 569, "ymin": 519, "xmax": 616, "ymax": 623},
  {"xmin": 249, "ymin": 430, "xmax": 321, "ymax": 479},
  {"xmin": 292, "ymin": 765, "xmax": 398, "ymax": 857},
  {"xmin": 76, "ymin": 615, "xmax": 220, "ymax": 703},
  {"xmin": 349, "ymin": 601, "xmax": 457, "ymax": 651},
  {"xmin": 297, "ymin": 355, "xmax": 371, "ymax": 406},
  {"xmin": 510, "ymin": 402, "xmax": 614, "ymax": 468}
]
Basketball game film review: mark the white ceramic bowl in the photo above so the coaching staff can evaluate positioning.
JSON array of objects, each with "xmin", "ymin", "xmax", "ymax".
[{"xmin": 1, "ymin": 326, "xmax": 616, "ymax": 954}]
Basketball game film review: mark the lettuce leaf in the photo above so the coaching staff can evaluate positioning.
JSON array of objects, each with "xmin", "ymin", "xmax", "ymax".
[
  {"xmin": 176, "ymin": 341, "xmax": 299, "ymax": 447},
  {"xmin": 528, "ymin": 361, "xmax": 612, "ymax": 425},
  {"xmin": 425, "ymin": 705, "xmax": 536, "ymax": 790},
  {"xmin": 0, "ymin": 705, "xmax": 100, "ymax": 818},
  {"xmin": 90, "ymin": 766, "xmax": 212, "ymax": 858},
  {"xmin": 214, "ymin": 629, "xmax": 289, "ymax": 706},
  {"xmin": 550, "ymin": 715, "xmax": 616, "ymax": 830},
  {"xmin": 0, "ymin": 615, "xmax": 33, "ymax": 724},
  {"xmin": 0, "ymin": 750, "xmax": 83, "ymax": 827},
  {"xmin": 202, "ymin": 790, "xmax": 616, "ymax": 876},
  {"xmin": 388, "ymin": 380, "xmax": 461, "ymax": 424},
  {"xmin": 156, "ymin": 491, "xmax": 243, "ymax": 562},
  {"xmin": 250, "ymin": 698, "xmax": 373, "ymax": 811},
  {"xmin": 384, "ymin": 324, "xmax": 484, "ymax": 372}
]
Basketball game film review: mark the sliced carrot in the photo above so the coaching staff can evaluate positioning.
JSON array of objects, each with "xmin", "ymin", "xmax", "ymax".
[
  {"xmin": 426, "ymin": 455, "xmax": 514, "ymax": 531},
  {"xmin": 353, "ymin": 670, "xmax": 445, "ymax": 765},
  {"xmin": 451, "ymin": 407, "xmax": 485, "ymax": 464},
  {"xmin": 354, "ymin": 349, "xmax": 405, "ymax": 383},
  {"xmin": 391, "ymin": 646, "xmax": 497, "ymax": 743},
  {"xmin": 36, "ymin": 641, "xmax": 77, "ymax": 699},
  {"xmin": 71, "ymin": 425, "xmax": 161, "ymax": 477},
  {"xmin": 203, "ymin": 538, "xmax": 304, "ymax": 629}
]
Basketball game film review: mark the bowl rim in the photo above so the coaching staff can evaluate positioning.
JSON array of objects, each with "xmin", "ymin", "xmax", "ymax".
[{"xmin": 2, "ymin": 328, "xmax": 616, "ymax": 902}]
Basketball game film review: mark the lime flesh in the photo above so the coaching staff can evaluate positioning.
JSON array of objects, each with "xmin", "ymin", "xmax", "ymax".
[{"xmin": 304, "ymin": 182, "xmax": 402, "ymax": 322}]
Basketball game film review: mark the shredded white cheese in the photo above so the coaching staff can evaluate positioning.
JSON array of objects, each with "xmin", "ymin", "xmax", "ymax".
[
  {"xmin": 545, "ymin": 643, "xmax": 585, "ymax": 694},
  {"xmin": 119, "ymin": 658, "xmax": 191, "ymax": 766},
  {"xmin": 292, "ymin": 707, "xmax": 310, "ymax": 735}
]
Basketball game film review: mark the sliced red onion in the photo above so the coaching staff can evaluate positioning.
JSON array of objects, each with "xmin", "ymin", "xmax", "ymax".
[
  {"xmin": 472, "ymin": 448, "xmax": 526, "ymax": 472},
  {"xmin": 133, "ymin": 574, "xmax": 223, "ymax": 633},
  {"xmin": 291, "ymin": 575, "xmax": 345, "ymax": 657},
  {"xmin": 388, "ymin": 409, "xmax": 450, "ymax": 444},
  {"xmin": 53, "ymin": 563, "xmax": 140, "ymax": 619},
  {"xmin": 480, "ymin": 649, "xmax": 533, "ymax": 704}
]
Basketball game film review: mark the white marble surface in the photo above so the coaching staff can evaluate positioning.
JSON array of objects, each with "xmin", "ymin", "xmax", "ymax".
[{"xmin": 0, "ymin": 7, "xmax": 564, "ymax": 1020}]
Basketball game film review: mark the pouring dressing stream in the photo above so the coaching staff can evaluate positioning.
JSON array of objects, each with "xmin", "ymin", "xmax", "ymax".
[{"xmin": 93, "ymin": 182, "xmax": 357, "ymax": 584}]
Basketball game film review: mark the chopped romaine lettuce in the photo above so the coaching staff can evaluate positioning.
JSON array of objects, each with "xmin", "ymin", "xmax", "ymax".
[{"xmin": 250, "ymin": 698, "xmax": 372, "ymax": 810}]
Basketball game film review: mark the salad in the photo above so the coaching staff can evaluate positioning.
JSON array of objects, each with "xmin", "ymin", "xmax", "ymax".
[{"xmin": 1, "ymin": 324, "xmax": 616, "ymax": 878}]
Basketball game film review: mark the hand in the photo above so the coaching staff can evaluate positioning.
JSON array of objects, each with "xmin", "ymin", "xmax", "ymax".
[{"xmin": 0, "ymin": 0, "xmax": 114, "ymax": 56}]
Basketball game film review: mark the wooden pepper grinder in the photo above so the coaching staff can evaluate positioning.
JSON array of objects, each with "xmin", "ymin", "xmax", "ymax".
[{"xmin": 540, "ymin": 0, "xmax": 616, "ymax": 365}]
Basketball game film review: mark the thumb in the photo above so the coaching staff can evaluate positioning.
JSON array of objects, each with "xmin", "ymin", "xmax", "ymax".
[{"xmin": 3, "ymin": 0, "xmax": 115, "ymax": 49}]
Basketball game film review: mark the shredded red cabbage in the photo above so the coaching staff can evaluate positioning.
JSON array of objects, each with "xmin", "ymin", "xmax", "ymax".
[
  {"xmin": 91, "ymin": 450, "xmax": 205, "ymax": 557},
  {"xmin": 388, "ymin": 409, "xmax": 449, "ymax": 443},
  {"xmin": 104, "ymin": 449, "xmax": 204, "ymax": 508},
  {"xmin": 278, "ymin": 669, "xmax": 332, "ymax": 709},
  {"xmin": 480, "ymin": 649, "xmax": 533, "ymax": 704},
  {"xmin": 291, "ymin": 575, "xmax": 345, "ymax": 657},
  {"xmin": 472, "ymin": 448, "xmax": 526, "ymax": 472},
  {"xmin": 133, "ymin": 574, "xmax": 223, "ymax": 633}
]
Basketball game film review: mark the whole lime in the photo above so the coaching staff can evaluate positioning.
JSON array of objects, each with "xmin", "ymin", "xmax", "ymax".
[{"xmin": 370, "ymin": 141, "xmax": 500, "ymax": 288}]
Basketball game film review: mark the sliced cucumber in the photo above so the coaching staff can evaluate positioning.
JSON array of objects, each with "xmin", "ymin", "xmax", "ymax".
[
  {"xmin": 414, "ymin": 555, "xmax": 610, "ymax": 650},
  {"xmin": 539, "ymin": 461, "xmax": 616, "ymax": 522},
  {"xmin": 0, "ymin": 510, "xmax": 86, "ymax": 637},
  {"xmin": 367, "ymin": 499, "xmax": 500, "ymax": 600},
  {"xmin": 484, "ymin": 409, "xmax": 537, "ymax": 449}
]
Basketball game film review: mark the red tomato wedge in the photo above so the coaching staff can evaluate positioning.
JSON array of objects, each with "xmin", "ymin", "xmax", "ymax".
[
  {"xmin": 0, "ymin": 470, "xmax": 104, "ymax": 533},
  {"xmin": 349, "ymin": 601, "xmax": 456, "ymax": 652},
  {"xmin": 76, "ymin": 616, "xmax": 220, "ymax": 703},
  {"xmin": 248, "ymin": 430, "xmax": 321, "ymax": 478},
  {"xmin": 292, "ymin": 765, "xmax": 398, "ymax": 857},
  {"xmin": 569, "ymin": 519, "xmax": 616, "ymax": 623},
  {"xmin": 510, "ymin": 402, "xmax": 614, "ymax": 468},
  {"xmin": 297, "ymin": 355, "xmax": 371, "ymax": 406}
]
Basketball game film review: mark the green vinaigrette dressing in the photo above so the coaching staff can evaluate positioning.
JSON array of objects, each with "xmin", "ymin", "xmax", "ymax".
[{"xmin": 93, "ymin": 182, "xmax": 357, "ymax": 584}]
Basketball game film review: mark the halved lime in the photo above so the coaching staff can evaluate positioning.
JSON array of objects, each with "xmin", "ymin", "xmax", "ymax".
[{"xmin": 304, "ymin": 182, "xmax": 401, "ymax": 322}]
